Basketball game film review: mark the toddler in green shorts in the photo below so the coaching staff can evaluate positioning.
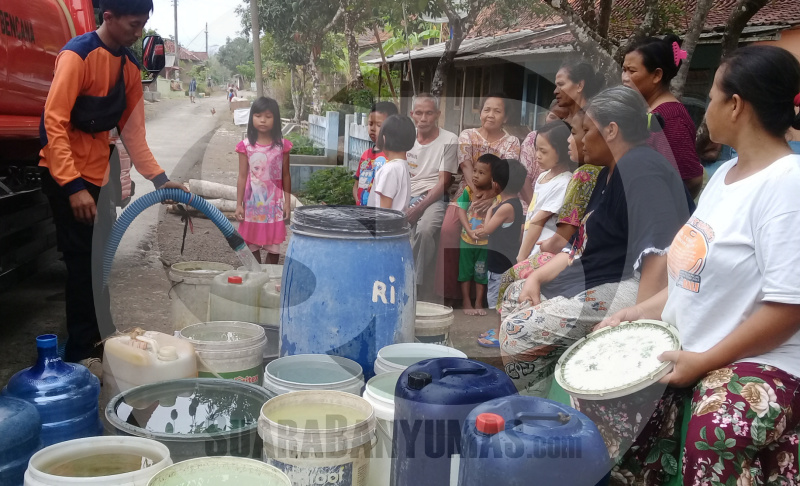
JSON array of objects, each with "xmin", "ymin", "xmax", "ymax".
[{"xmin": 456, "ymin": 154, "xmax": 499, "ymax": 315}]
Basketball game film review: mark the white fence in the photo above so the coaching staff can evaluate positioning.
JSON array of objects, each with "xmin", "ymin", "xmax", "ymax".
[
  {"xmin": 307, "ymin": 111, "xmax": 340, "ymax": 164},
  {"xmin": 344, "ymin": 112, "xmax": 373, "ymax": 172}
]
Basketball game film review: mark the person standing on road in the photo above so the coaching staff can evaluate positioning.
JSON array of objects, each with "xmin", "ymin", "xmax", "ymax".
[
  {"xmin": 405, "ymin": 93, "xmax": 459, "ymax": 300},
  {"xmin": 38, "ymin": 0, "xmax": 187, "ymax": 376},
  {"xmin": 189, "ymin": 77, "xmax": 197, "ymax": 103}
]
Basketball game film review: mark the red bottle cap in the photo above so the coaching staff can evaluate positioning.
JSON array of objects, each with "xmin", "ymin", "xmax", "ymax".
[
  {"xmin": 228, "ymin": 276, "xmax": 243, "ymax": 284},
  {"xmin": 475, "ymin": 413, "xmax": 505, "ymax": 435}
]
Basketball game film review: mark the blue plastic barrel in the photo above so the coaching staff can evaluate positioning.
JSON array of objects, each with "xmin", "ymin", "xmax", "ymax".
[
  {"xmin": 391, "ymin": 358, "xmax": 518, "ymax": 486},
  {"xmin": 458, "ymin": 396, "xmax": 610, "ymax": 486},
  {"xmin": 3, "ymin": 335, "xmax": 102, "ymax": 447},
  {"xmin": 280, "ymin": 206, "xmax": 415, "ymax": 378},
  {"xmin": 0, "ymin": 396, "xmax": 41, "ymax": 486}
]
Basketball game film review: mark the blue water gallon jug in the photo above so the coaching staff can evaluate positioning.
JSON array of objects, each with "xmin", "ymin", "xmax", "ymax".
[
  {"xmin": 391, "ymin": 358, "xmax": 518, "ymax": 486},
  {"xmin": 458, "ymin": 396, "xmax": 610, "ymax": 486},
  {"xmin": 280, "ymin": 206, "xmax": 415, "ymax": 378},
  {"xmin": 3, "ymin": 335, "xmax": 102, "ymax": 446},
  {"xmin": 0, "ymin": 396, "xmax": 41, "ymax": 486}
]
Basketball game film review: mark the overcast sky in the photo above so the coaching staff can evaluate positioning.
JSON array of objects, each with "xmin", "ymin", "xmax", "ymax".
[{"xmin": 147, "ymin": 0, "xmax": 246, "ymax": 54}]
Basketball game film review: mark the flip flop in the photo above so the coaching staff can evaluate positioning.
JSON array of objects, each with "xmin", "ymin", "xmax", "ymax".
[
  {"xmin": 479, "ymin": 329, "xmax": 497, "ymax": 339},
  {"xmin": 477, "ymin": 336, "xmax": 500, "ymax": 348}
]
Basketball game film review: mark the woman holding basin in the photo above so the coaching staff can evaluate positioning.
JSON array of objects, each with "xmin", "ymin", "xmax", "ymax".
[
  {"xmin": 597, "ymin": 45, "xmax": 800, "ymax": 485},
  {"xmin": 498, "ymin": 86, "xmax": 691, "ymax": 397}
]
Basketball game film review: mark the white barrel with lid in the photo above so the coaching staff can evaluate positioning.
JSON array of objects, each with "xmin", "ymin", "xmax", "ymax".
[
  {"xmin": 168, "ymin": 262, "xmax": 233, "ymax": 332},
  {"xmin": 24, "ymin": 436, "xmax": 171, "ymax": 486},
  {"xmin": 258, "ymin": 391, "xmax": 376, "ymax": 486},
  {"xmin": 208, "ymin": 270, "xmax": 273, "ymax": 324},
  {"xmin": 361, "ymin": 372, "xmax": 401, "ymax": 486},
  {"xmin": 374, "ymin": 343, "xmax": 467, "ymax": 375},
  {"xmin": 179, "ymin": 321, "xmax": 267, "ymax": 385},
  {"xmin": 414, "ymin": 302, "xmax": 455, "ymax": 346},
  {"xmin": 264, "ymin": 354, "xmax": 364, "ymax": 396},
  {"xmin": 100, "ymin": 331, "xmax": 197, "ymax": 420}
]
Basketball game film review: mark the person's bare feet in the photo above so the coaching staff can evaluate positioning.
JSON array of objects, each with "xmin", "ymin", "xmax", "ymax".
[
  {"xmin": 463, "ymin": 302, "xmax": 479, "ymax": 315},
  {"xmin": 476, "ymin": 308, "xmax": 487, "ymax": 316}
]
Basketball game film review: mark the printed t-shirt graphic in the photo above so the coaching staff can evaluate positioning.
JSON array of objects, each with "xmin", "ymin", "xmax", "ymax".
[{"xmin": 667, "ymin": 216, "xmax": 715, "ymax": 293}]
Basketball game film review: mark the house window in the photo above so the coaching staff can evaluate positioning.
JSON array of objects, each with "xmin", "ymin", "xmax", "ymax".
[
  {"xmin": 472, "ymin": 68, "xmax": 483, "ymax": 110},
  {"xmin": 454, "ymin": 70, "xmax": 463, "ymax": 109},
  {"xmin": 481, "ymin": 69, "xmax": 490, "ymax": 98}
]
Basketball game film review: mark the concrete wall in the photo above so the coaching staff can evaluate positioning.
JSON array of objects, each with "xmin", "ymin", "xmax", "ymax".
[{"xmin": 290, "ymin": 164, "xmax": 335, "ymax": 192}]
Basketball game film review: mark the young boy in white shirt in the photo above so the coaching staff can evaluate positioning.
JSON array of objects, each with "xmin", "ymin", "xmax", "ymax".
[{"xmin": 367, "ymin": 115, "xmax": 417, "ymax": 212}]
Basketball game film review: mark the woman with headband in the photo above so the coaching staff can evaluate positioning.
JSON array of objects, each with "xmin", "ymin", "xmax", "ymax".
[{"xmin": 623, "ymin": 35, "xmax": 705, "ymax": 199}]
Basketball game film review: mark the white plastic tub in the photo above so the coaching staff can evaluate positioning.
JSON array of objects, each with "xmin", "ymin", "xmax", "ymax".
[
  {"xmin": 179, "ymin": 321, "xmax": 267, "ymax": 385},
  {"xmin": 168, "ymin": 261, "xmax": 233, "ymax": 333},
  {"xmin": 258, "ymin": 391, "xmax": 376, "ymax": 486},
  {"xmin": 415, "ymin": 302, "xmax": 455, "ymax": 346},
  {"xmin": 362, "ymin": 372, "xmax": 401, "ymax": 486},
  {"xmin": 374, "ymin": 343, "xmax": 468, "ymax": 375},
  {"xmin": 24, "ymin": 436, "xmax": 171, "ymax": 486},
  {"xmin": 264, "ymin": 354, "xmax": 364, "ymax": 396},
  {"xmin": 147, "ymin": 457, "xmax": 290, "ymax": 486}
]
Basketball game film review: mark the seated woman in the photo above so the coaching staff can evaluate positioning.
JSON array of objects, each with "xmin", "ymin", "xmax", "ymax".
[
  {"xmin": 599, "ymin": 45, "xmax": 800, "ymax": 486},
  {"xmin": 491, "ymin": 109, "xmax": 602, "ymax": 317},
  {"xmin": 499, "ymin": 86, "xmax": 691, "ymax": 397}
]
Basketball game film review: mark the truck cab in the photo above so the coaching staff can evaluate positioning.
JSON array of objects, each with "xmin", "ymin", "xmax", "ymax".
[{"xmin": 0, "ymin": 1, "xmax": 96, "ymax": 289}]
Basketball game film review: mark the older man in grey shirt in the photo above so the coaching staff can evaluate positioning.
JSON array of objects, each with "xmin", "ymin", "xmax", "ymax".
[{"xmin": 405, "ymin": 93, "xmax": 459, "ymax": 300}]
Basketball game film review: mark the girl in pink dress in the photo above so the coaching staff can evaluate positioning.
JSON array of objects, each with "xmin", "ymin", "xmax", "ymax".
[{"xmin": 234, "ymin": 97, "xmax": 292, "ymax": 264}]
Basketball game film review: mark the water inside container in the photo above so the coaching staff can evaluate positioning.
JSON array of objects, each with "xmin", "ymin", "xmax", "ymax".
[
  {"xmin": 186, "ymin": 330, "xmax": 253, "ymax": 342},
  {"xmin": 265, "ymin": 403, "xmax": 368, "ymax": 429},
  {"xmin": 273, "ymin": 362, "xmax": 356, "ymax": 385},
  {"xmin": 114, "ymin": 385, "xmax": 262, "ymax": 435},
  {"xmin": 44, "ymin": 453, "xmax": 153, "ymax": 477}
]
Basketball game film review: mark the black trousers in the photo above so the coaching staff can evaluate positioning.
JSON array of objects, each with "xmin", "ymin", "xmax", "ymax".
[{"xmin": 42, "ymin": 170, "xmax": 115, "ymax": 362}]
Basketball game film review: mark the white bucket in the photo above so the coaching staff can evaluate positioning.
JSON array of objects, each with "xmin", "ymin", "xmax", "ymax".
[
  {"xmin": 24, "ymin": 436, "xmax": 171, "ymax": 486},
  {"xmin": 374, "ymin": 343, "xmax": 468, "ymax": 375},
  {"xmin": 168, "ymin": 261, "xmax": 233, "ymax": 333},
  {"xmin": 415, "ymin": 302, "xmax": 455, "ymax": 346},
  {"xmin": 362, "ymin": 372, "xmax": 401, "ymax": 486},
  {"xmin": 264, "ymin": 354, "xmax": 364, "ymax": 396},
  {"xmin": 179, "ymin": 321, "xmax": 267, "ymax": 385},
  {"xmin": 258, "ymin": 390, "xmax": 376, "ymax": 486},
  {"xmin": 147, "ymin": 457, "xmax": 291, "ymax": 486}
]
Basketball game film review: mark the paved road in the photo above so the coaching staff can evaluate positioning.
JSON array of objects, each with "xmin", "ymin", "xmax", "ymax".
[
  {"xmin": 107, "ymin": 94, "xmax": 229, "ymax": 335},
  {"xmin": 115, "ymin": 95, "xmax": 227, "ymax": 263}
]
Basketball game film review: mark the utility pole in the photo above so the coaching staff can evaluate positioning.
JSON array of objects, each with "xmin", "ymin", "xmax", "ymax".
[
  {"xmin": 205, "ymin": 23, "xmax": 208, "ymax": 56},
  {"xmin": 173, "ymin": 0, "xmax": 179, "ymax": 80},
  {"xmin": 251, "ymin": 0, "xmax": 264, "ymax": 97}
]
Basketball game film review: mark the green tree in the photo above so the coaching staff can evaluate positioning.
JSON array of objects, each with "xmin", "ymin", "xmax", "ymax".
[
  {"xmin": 217, "ymin": 36, "xmax": 254, "ymax": 73},
  {"xmin": 241, "ymin": 0, "xmax": 342, "ymax": 116},
  {"xmin": 206, "ymin": 57, "xmax": 232, "ymax": 86},
  {"xmin": 236, "ymin": 61, "xmax": 256, "ymax": 83}
]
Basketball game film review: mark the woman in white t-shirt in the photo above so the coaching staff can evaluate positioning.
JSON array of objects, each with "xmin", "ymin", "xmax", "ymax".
[
  {"xmin": 599, "ymin": 45, "xmax": 800, "ymax": 484},
  {"xmin": 367, "ymin": 115, "xmax": 416, "ymax": 212},
  {"xmin": 517, "ymin": 121, "xmax": 575, "ymax": 262}
]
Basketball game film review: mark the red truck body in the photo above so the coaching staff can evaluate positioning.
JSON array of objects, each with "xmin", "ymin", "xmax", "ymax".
[
  {"xmin": 0, "ymin": 0, "xmax": 97, "ymax": 289},
  {"xmin": 0, "ymin": 0, "xmax": 96, "ymax": 139}
]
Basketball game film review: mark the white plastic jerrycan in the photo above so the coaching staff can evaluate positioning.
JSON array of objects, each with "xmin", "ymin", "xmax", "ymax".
[
  {"xmin": 101, "ymin": 330, "xmax": 197, "ymax": 408},
  {"xmin": 208, "ymin": 270, "xmax": 274, "ymax": 324}
]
